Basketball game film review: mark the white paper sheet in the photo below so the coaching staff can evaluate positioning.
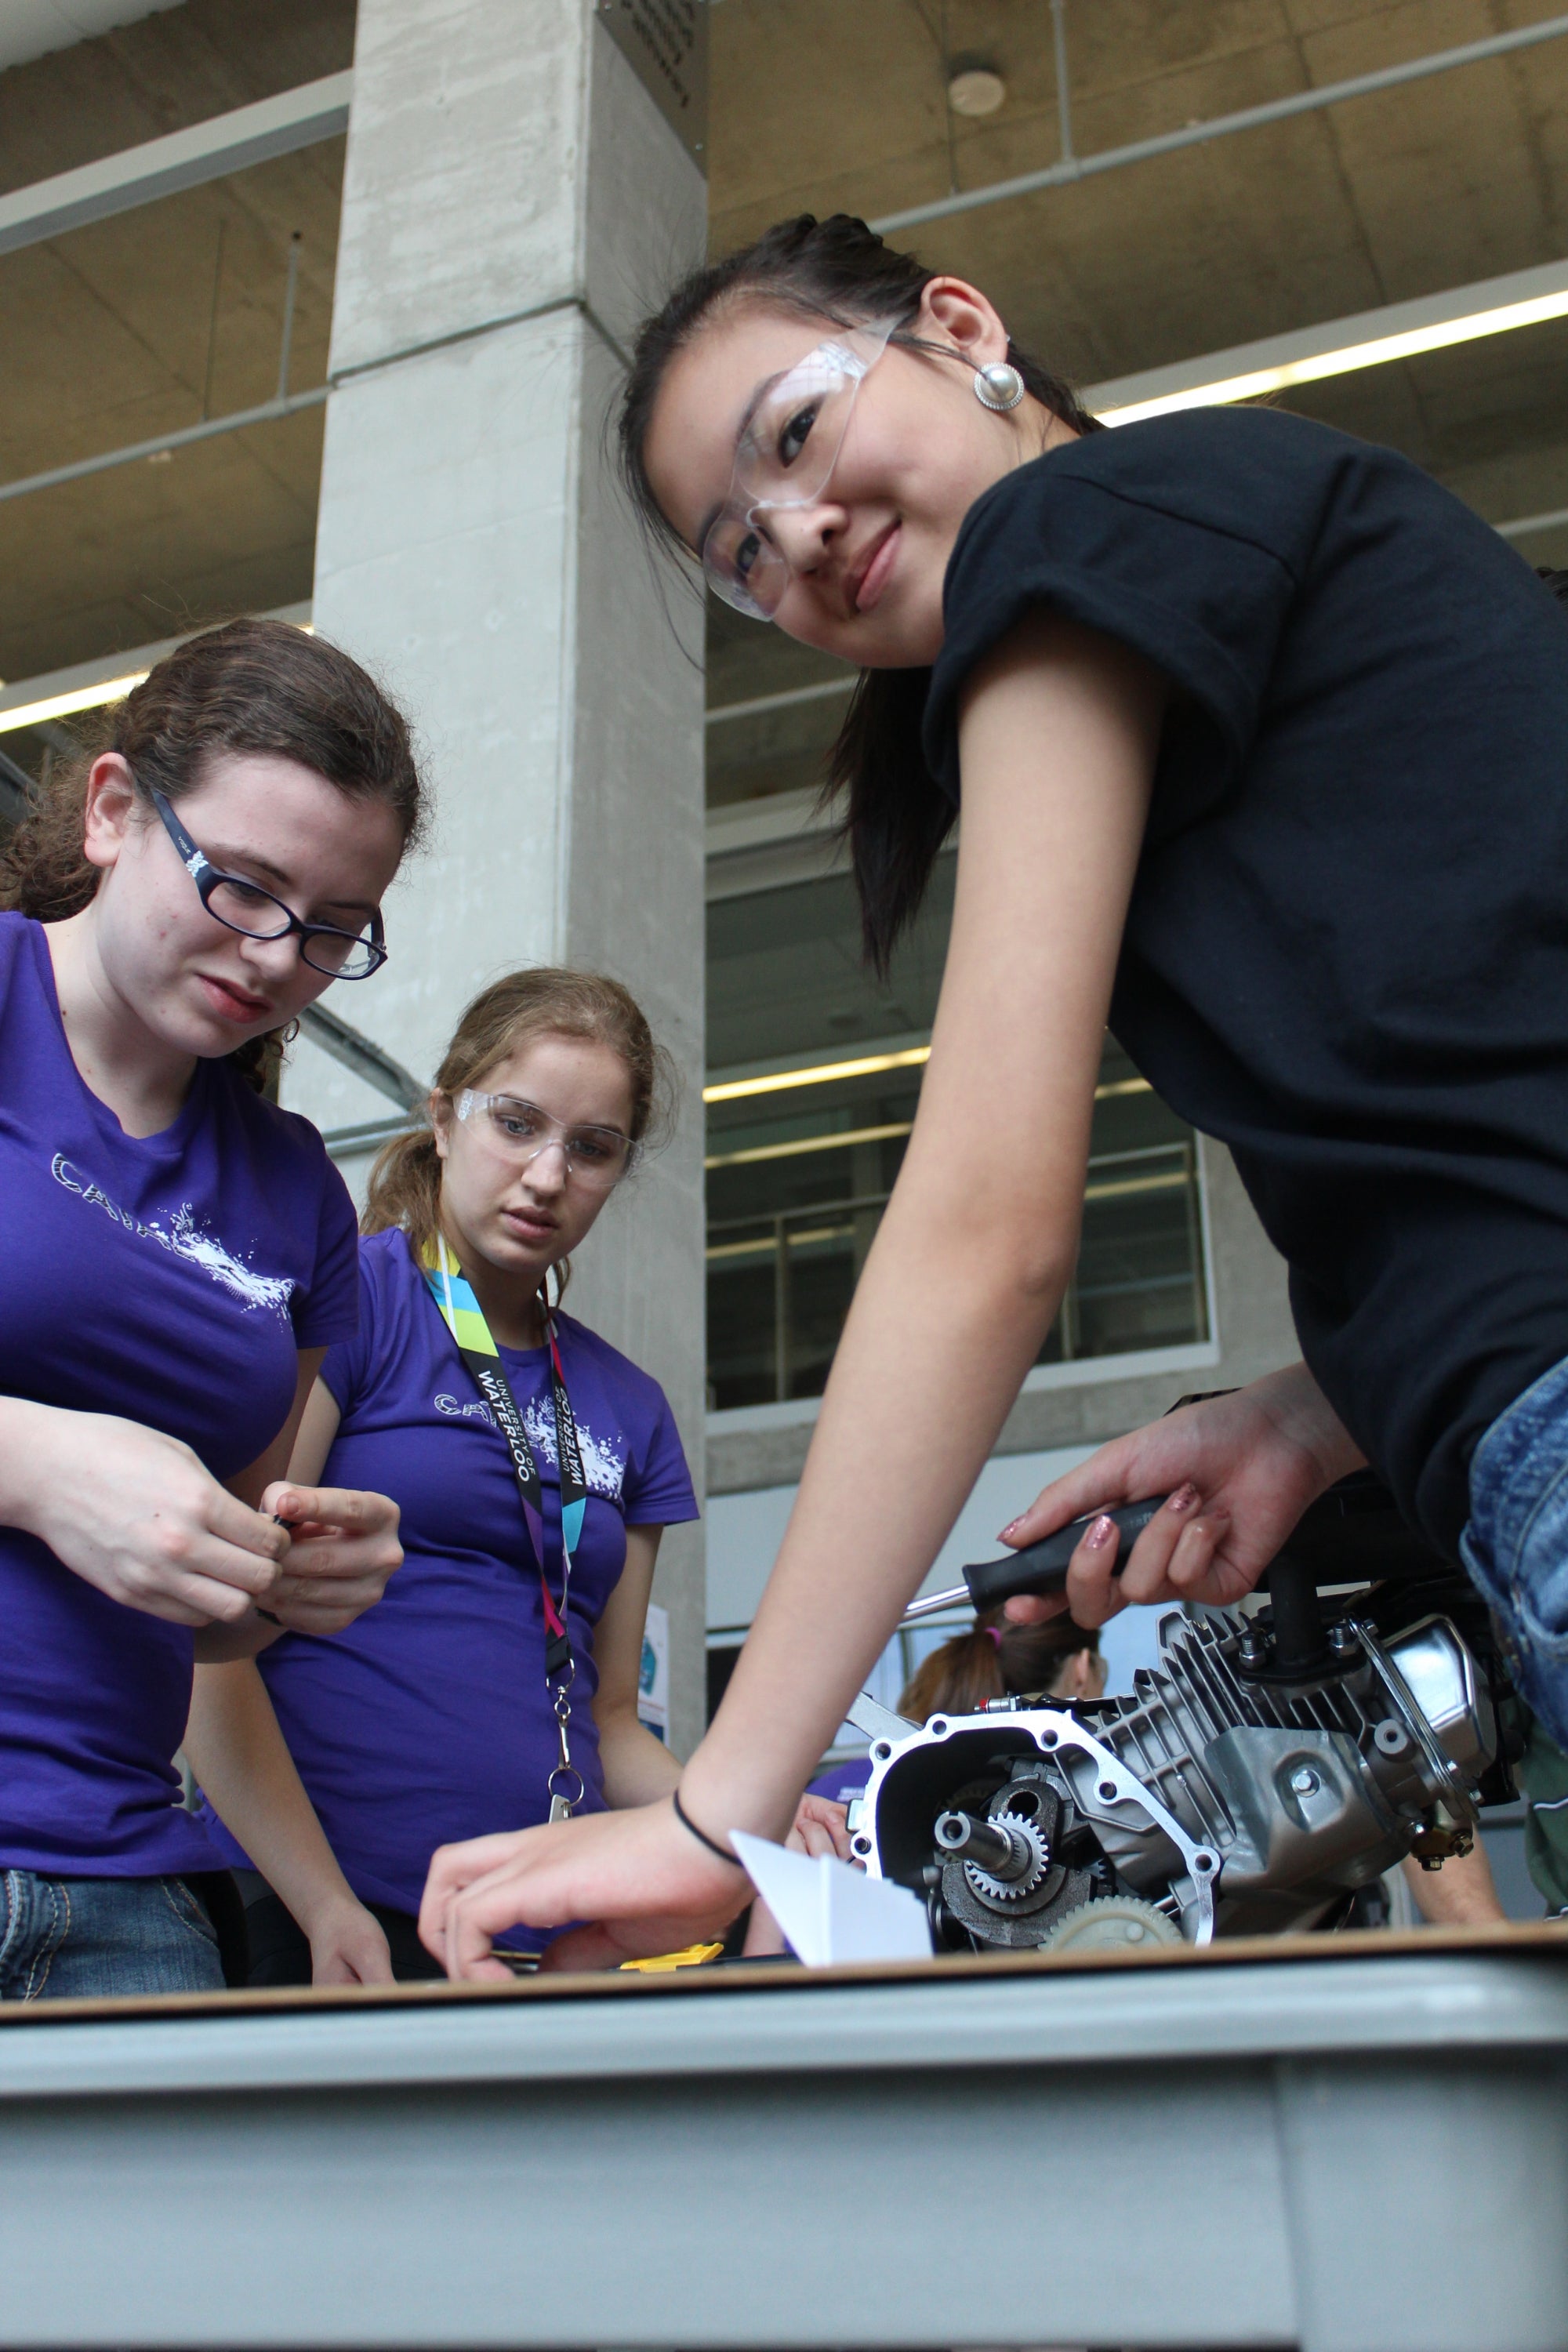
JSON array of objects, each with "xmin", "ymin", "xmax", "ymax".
[{"xmin": 731, "ymin": 1831, "xmax": 934, "ymax": 1967}]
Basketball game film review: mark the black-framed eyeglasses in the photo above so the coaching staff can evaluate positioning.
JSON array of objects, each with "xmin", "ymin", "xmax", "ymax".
[{"xmin": 151, "ymin": 789, "xmax": 388, "ymax": 980}]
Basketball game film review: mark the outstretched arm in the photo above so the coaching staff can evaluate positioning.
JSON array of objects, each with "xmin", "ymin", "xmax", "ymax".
[{"xmin": 422, "ymin": 612, "xmax": 1167, "ymax": 1976}]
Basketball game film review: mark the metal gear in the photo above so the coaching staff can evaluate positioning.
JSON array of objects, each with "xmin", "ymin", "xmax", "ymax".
[
  {"xmin": 1039, "ymin": 1895, "xmax": 1183, "ymax": 1953},
  {"xmin": 963, "ymin": 1808, "xmax": 1050, "ymax": 1905}
]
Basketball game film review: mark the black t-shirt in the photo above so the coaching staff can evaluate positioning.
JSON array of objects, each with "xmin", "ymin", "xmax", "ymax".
[{"xmin": 922, "ymin": 406, "xmax": 1568, "ymax": 1559}]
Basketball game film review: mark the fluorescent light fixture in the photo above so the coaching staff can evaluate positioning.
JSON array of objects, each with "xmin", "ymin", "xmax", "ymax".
[
  {"xmin": 0, "ymin": 670, "xmax": 148, "ymax": 734},
  {"xmin": 1091, "ymin": 257, "xmax": 1568, "ymax": 427},
  {"xmin": 704, "ymin": 1046, "xmax": 930, "ymax": 1105},
  {"xmin": 0, "ymin": 614, "xmax": 314, "ymax": 739},
  {"xmin": 705, "ymin": 1051, "xmax": 1153, "ymax": 1109},
  {"xmin": 706, "ymin": 1120, "xmax": 913, "ymax": 1172}
]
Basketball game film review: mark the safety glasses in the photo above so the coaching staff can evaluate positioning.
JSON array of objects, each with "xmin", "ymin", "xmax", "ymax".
[
  {"xmin": 454, "ymin": 1091, "xmax": 639, "ymax": 1191},
  {"xmin": 701, "ymin": 318, "xmax": 900, "ymax": 622}
]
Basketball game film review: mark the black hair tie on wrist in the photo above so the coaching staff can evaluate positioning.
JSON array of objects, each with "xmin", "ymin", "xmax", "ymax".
[{"xmin": 672, "ymin": 1785, "xmax": 744, "ymax": 1869}]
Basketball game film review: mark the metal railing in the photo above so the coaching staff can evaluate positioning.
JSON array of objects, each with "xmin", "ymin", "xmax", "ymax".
[{"xmin": 707, "ymin": 1138, "xmax": 1206, "ymax": 1409}]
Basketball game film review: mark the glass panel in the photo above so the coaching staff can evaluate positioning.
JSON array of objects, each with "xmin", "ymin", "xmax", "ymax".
[
  {"xmin": 706, "ymin": 866, "xmax": 1209, "ymax": 1411},
  {"xmin": 707, "ymin": 861, "xmax": 954, "ymax": 1071}
]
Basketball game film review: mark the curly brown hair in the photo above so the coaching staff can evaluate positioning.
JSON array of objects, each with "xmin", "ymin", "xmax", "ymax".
[{"xmin": 0, "ymin": 616, "xmax": 425, "ymax": 1091}]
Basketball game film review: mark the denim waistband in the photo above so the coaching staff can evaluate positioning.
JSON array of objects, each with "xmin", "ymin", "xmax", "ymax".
[{"xmin": 1465, "ymin": 1348, "xmax": 1568, "ymax": 1577}]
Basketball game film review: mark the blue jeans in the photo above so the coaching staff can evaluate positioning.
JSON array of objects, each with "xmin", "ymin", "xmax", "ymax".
[
  {"xmin": 1461, "ymin": 1351, "xmax": 1568, "ymax": 1754},
  {"xmin": 0, "ymin": 1868, "xmax": 225, "ymax": 2002}
]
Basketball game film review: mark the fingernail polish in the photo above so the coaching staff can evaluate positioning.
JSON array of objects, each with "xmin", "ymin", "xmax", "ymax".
[
  {"xmin": 1084, "ymin": 1514, "xmax": 1116, "ymax": 1549},
  {"xmin": 1167, "ymin": 1483, "xmax": 1200, "ymax": 1514},
  {"xmin": 999, "ymin": 1517, "xmax": 1024, "ymax": 1541}
]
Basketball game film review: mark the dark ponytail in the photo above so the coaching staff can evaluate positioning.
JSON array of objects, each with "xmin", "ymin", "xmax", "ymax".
[{"xmin": 619, "ymin": 212, "xmax": 1101, "ymax": 972}]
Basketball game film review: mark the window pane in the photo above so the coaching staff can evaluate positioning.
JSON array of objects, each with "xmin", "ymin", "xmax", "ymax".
[{"xmin": 706, "ymin": 866, "xmax": 1208, "ymax": 1410}]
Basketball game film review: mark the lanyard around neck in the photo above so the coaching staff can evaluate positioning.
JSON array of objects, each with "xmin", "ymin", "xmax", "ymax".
[{"xmin": 422, "ymin": 1231, "xmax": 588, "ymax": 1681}]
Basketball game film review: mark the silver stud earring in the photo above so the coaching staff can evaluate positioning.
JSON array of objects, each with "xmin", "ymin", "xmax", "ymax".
[{"xmin": 973, "ymin": 360, "xmax": 1025, "ymax": 412}]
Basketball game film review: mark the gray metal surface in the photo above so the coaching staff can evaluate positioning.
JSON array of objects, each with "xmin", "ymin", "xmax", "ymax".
[{"xmin": 1, "ymin": 1938, "xmax": 1564, "ymax": 2352}]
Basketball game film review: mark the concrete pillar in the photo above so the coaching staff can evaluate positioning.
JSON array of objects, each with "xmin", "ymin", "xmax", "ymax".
[{"xmin": 289, "ymin": 0, "xmax": 709, "ymax": 1756}]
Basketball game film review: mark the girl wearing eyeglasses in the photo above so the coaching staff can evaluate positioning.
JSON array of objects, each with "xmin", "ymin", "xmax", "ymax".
[
  {"xmin": 187, "ymin": 969, "xmax": 846, "ymax": 1983},
  {"xmin": 419, "ymin": 212, "xmax": 1568, "ymax": 1976},
  {"xmin": 0, "ymin": 619, "xmax": 414, "ymax": 2000}
]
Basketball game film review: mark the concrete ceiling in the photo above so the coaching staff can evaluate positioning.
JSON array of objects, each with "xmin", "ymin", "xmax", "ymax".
[
  {"xmin": 706, "ymin": 0, "xmax": 1568, "ymax": 797},
  {"xmin": 0, "ymin": 0, "xmax": 353, "ymax": 692},
  {"xmin": 0, "ymin": 2, "xmax": 183, "ymax": 76},
  {"xmin": 5, "ymin": 0, "xmax": 1568, "ymax": 800}
]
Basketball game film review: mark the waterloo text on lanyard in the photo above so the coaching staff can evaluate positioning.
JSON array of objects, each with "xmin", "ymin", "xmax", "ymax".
[{"xmin": 423, "ymin": 1234, "xmax": 589, "ymax": 1820}]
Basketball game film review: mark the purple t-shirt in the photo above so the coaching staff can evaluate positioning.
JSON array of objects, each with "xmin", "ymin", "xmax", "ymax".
[
  {"xmin": 203, "ymin": 1228, "xmax": 699, "ymax": 1925},
  {"xmin": 0, "ymin": 912, "xmax": 360, "ymax": 1876}
]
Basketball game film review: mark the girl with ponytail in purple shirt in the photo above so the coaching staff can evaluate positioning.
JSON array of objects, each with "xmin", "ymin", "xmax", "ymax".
[
  {"xmin": 0, "ymin": 619, "xmax": 419, "ymax": 2000},
  {"xmin": 187, "ymin": 968, "xmax": 846, "ymax": 1983},
  {"xmin": 187, "ymin": 973, "xmax": 692, "ymax": 1980}
]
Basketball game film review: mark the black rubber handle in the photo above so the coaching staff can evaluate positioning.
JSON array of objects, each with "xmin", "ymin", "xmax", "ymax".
[
  {"xmin": 960, "ymin": 1471, "xmax": 1443, "ymax": 1614},
  {"xmin": 962, "ymin": 1497, "xmax": 1168, "ymax": 1611}
]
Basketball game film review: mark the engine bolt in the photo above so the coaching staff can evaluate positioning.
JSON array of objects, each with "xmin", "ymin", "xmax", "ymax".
[
  {"xmin": 1327, "ymin": 1621, "xmax": 1359, "ymax": 1657},
  {"xmin": 1239, "ymin": 1630, "xmax": 1269, "ymax": 1668},
  {"xmin": 1290, "ymin": 1767, "xmax": 1320, "ymax": 1797}
]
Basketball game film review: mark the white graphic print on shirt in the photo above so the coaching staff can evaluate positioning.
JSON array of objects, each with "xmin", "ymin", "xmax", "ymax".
[
  {"xmin": 51, "ymin": 1154, "xmax": 296, "ymax": 1318},
  {"xmin": 431, "ymin": 1386, "xmax": 626, "ymax": 1501}
]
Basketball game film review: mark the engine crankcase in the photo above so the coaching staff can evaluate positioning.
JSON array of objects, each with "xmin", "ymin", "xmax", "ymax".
[{"xmin": 850, "ymin": 1603, "xmax": 1495, "ymax": 1947}]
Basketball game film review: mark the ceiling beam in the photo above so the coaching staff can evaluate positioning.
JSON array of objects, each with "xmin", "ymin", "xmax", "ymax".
[
  {"xmin": 0, "ymin": 69, "xmax": 353, "ymax": 257},
  {"xmin": 1498, "ymin": 503, "xmax": 1568, "ymax": 543},
  {"xmin": 0, "ymin": 384, "xmax": 328, "ymax": 504},
  {"xmin": 871, "ymin": 13, "xmax": 1568, "ymax": 238}
]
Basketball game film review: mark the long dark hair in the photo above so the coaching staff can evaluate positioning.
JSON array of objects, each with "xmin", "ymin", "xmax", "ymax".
[
  {"xmin": 619, "ymin": 212, "xmax": 1102, "ymax": 972},
  {"xmin": 0, "ymin": 617, "xmax": 425, "ymax": 1091}
]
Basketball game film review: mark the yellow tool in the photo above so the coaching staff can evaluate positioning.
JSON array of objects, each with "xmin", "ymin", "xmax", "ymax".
[{"xmin": 619, "ymin": 1942, "xmax": 725, "ymax": 1973}]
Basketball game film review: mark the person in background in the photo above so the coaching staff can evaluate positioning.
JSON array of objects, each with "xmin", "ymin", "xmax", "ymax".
[
  {"xmin": 1399, "ymin": 1842, "xmax": 1505, "ymax": 1927},
  {"xmin": 0, "ymin": 619, "xmax": 414, "ymax": 2001},
  {"xmin": 899, "ymin": 1606, "xmax": 1105, "ymax": 1720},
  {"xmin": 816, "ymin": 1603, "xmax": 1109, "ymax": 1812},
  {"xmin": 187, "ymin": 971, "xmax": 842, "ymax": 1981}
]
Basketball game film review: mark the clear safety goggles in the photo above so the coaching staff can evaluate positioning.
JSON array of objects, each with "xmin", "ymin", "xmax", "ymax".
[
  {"xmin": 701, "ymin": 318, "xmax": 900, "ymax": 622},
  {"xmin": 454, "ymin": 1090, "xmax": 639, "ymax": 1191}
]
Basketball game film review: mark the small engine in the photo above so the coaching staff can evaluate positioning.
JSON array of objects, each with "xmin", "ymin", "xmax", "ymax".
[{"xmin": 848, "ymin": 1479, "xmax": 1505, "ymax": 1952}]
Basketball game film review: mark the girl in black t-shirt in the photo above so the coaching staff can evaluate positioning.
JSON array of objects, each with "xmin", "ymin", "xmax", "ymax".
[{"xmin": 419, "ymin": 215, "xmax": 1568, "ymax": 1973}]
